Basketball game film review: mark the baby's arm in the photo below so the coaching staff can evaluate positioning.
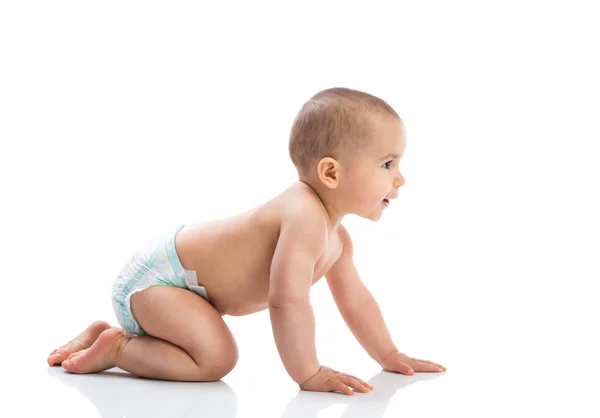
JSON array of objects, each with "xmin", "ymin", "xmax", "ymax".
[
  {"xmin": 269, "ymin": 207, "xmax": 379, "ymax": 395},
  {"xmin": 325, "ymin": 225, "xmax": 446, "ymax": 374},
  {"xmin": 268, "ymin": 205, "xmax": 326, "ymax": 385},
  {"xmin": 324, "ymin": 224, "xmax": 399, "ymax": 365}
]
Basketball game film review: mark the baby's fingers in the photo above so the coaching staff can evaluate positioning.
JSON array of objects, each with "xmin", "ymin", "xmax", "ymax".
[
  {"xmin": 332, "ymin": 380, "xmax": 355, "ymax": 396},
  {"xmin": 414, "ymin": 358, "xmax": 446, "ymax": 371},
  {"xmin": 413, "ymin": 361, "xmax": 445, "ymax": 372},
  {"xmin": 339, "ymin": 373, "xmax": 374, "ymax": 391},
  {"xmin": 339, "ymin": 375, "xmax": 371, "ymax": 393}
]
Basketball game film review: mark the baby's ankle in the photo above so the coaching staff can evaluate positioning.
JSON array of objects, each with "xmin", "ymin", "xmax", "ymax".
[{"xmin": 112, "ymin": 329, "xmax": 132, "ymax": 363}]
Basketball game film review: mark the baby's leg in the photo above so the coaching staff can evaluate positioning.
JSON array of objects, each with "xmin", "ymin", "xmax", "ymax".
[
  {"xmin": 47, "ymin": 320, "xmax": 112, "ymax": 366},
  {"xmin": 62, "ymin": 286, "xmax": 239, "ymax": 382}
]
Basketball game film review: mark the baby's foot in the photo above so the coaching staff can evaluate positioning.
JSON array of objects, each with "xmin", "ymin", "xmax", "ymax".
[
  {"xmin": 47, "ymin": 320, "xmax": 111, "ymax": 366},
  {"xmin": 61, "ymin": 328, "xmax": 129, "ymax": 374}
]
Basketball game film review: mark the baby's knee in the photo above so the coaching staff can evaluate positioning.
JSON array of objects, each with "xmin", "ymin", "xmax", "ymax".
[
  {"xmin": 198, "ymin": 348, "xmax": 239, "ymax": 381},
  {"xmin": 187, "ymin": 335, "xmax": 238, "ymax": 379}
]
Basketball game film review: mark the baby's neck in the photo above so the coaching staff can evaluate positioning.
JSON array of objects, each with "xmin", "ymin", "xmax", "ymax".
[{"xmin": 296, "ymin": 179, "xmax": 345, "ymax": 231}]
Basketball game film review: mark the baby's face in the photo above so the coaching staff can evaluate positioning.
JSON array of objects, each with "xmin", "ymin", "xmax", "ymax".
[{"xmin": 343, "ymin": 117, "xmax": 406, "ymax": 220}]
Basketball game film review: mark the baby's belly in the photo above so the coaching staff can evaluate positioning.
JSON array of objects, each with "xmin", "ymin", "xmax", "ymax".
[
  {"xmin": 225, "ymin": 302, "xmax": 269, "ymax": 316},
  {"xmin": 209, "ymin": 290, "xmax": 270, "ymax": 316},
  {"xmin": 199, "ymin": 274, "xmax": 271, "ymax": 316}
]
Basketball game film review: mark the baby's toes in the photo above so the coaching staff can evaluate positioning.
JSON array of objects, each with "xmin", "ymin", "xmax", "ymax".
[
  {"xmin": 47, "ymin": 349, "xmax": 67, "ymax": 366},
  {"xmin": 47, "ymin": 349, "xmax": 57, "ymax": 361},
  {"xmin": 62, "ymin": 353, "xmax": 80, "ymax": 370},
  {"xmin": 62, "ymin": 358, "xmax": 73, "ymax": 370}
]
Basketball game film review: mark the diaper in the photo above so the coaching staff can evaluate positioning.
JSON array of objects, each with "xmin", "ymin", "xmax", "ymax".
[{"xmin": 111, "ymin": 224, "xmax": 209, "ymax": 336}]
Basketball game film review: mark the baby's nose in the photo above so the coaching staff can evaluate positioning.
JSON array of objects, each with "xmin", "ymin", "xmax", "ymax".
[{"xmin": 394, "ymin": 175, "xmax": 405, "ymax": 188}]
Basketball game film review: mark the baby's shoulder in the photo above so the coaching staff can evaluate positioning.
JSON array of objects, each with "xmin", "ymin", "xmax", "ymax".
[
  {"xmin": 272, "ymin": 187, "xmax": 328, "ymax": 243},
  {"xmin": 269, "ymin": 191, "xmax": 329, "ymax": 263},
  {"xmin": 273, "ymin": 182, "xmax": 327, "ymax": 222}
]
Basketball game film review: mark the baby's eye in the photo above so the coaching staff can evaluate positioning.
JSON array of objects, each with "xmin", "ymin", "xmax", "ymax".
[{"xmin": 382, "ymin": 160, "xmax": 392, "ymax": 169}]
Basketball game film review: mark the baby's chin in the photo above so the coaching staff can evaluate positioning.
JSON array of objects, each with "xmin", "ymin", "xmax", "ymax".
[
  {"xmin": 342, "ymin": 200, "xmax": 388, "ymax": 221},
  {"xmin": 364, "ymin": 209, "xmax": 386, "ymax": 222},
  {"xmin": 370, "ymin": 202, "xmax": 390, "ymax": 221}
]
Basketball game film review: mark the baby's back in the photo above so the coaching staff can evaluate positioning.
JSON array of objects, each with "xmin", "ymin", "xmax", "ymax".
[{"xmin": 175, "ymin": 182, "xmax": 342, "ymax": 316}]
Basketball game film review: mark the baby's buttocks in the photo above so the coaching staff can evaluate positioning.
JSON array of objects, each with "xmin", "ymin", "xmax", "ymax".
[{"xmin": 111, "ymin": 224, "xmax": 211, "ymax": 335}]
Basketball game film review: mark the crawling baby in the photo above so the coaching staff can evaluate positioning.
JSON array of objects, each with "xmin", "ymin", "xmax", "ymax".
[{"xmin": 47, "ymin": 87, "xmax": 446, "ymax": 396}]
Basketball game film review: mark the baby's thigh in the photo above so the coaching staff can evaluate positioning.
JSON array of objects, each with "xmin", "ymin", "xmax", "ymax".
[{"xmin": 130, "ymin": 286, "xmax": 238, "ymax": 372}]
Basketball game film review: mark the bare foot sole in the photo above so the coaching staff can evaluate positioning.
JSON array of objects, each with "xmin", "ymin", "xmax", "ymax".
[
  {"xmin": 47, "ymin": 320, "xmax": 112, "ymax": 366},
  {"xmin": 61, "ymin": 328, "xmax": 129, "ymax": 374}
]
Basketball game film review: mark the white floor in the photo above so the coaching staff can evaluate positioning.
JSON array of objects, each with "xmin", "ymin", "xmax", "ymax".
[{"xmin": 9, "ymin": 288, "xmax": 600, "ymax": 418}]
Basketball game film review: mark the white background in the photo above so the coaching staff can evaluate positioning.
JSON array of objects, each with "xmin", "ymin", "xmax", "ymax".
[{"xmin": 1, "ymin": 1, "xmax": 599, "ymax": 417}]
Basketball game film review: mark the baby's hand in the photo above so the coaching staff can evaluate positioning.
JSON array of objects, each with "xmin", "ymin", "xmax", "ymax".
[
  {"xmin": 380, "ymin": 351, "xmax": 446, "ymax": 374},
  {"xmin": 299, "ymin": 365, "xmax": 374, "ymax": 396}
]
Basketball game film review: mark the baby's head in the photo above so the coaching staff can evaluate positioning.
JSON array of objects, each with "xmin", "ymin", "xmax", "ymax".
[{"xmin": 289, "ymin": 87, "xmax": 406, "ymax": 222}]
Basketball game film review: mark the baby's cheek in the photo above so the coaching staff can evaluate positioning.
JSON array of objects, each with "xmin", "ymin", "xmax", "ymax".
[
  {"xmin": 359, "ymin": 193, "xmax": 382, "ymax": 210},
  {"xmin": 367, "ymin": 190, "xmax": 384, "ymax": 204}
]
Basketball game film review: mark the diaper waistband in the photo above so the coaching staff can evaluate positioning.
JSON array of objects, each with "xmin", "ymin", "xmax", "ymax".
[
  {"xmin": 165, "ymin": 224, "xmax": 208, "ymax": 301},
  {"xmin": 166, "ymin": 224, "xmax": 186, "ymax": 276}
]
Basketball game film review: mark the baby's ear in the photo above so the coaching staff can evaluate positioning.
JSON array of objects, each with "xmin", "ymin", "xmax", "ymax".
[{"xmin": 317, "ymin": 157, "xmax": 340, "ymax": 189}]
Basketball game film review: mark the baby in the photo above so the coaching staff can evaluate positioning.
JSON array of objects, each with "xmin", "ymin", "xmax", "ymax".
[{"xmin": 47, "ymin": 87, "xmax": 446, "ymax": 395}]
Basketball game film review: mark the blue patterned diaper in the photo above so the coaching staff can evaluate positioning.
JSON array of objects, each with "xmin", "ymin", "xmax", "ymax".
[{"xmin": 111, "ymin": 224, "xmax": 209, "ymax": 336}]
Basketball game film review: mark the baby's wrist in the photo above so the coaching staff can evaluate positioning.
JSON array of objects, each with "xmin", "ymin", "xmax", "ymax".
[
  {"xmin": 378, "ymin": 350, "xmax": 399, "ymax": 366},
  {"xmin": 298, "ymin": 365, "xmax": 322, "ymax": 387}
]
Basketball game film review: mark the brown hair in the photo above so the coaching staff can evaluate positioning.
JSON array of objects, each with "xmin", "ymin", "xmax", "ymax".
[{"xmin": 289, "ymin": 87, "xmax": 400, "ymax": 177}]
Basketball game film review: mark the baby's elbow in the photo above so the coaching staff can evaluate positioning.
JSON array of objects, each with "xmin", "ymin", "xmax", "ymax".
[{"xmin": 268, "ymin": 293, "xmax": 311, "ymax": 309}]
